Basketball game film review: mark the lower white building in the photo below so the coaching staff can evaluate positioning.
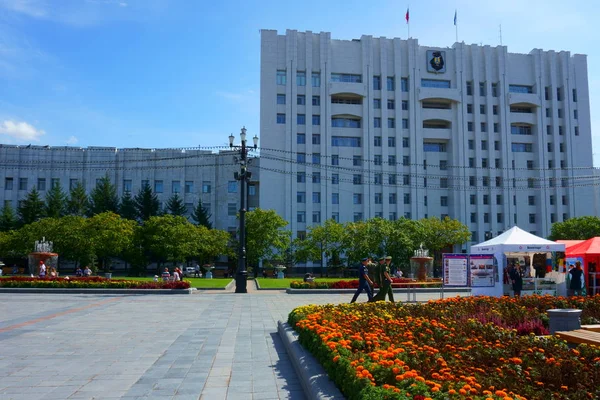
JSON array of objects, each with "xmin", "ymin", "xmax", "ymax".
[
  {"xmin": 0, "ymin": 145, "xmax": 260, "ymax": 233},
  {"xmin": 259, "ymin": 29, "xmax": 596, "ymax": 246}
]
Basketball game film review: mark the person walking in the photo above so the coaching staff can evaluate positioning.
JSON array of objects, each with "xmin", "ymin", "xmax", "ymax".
[
  {"xmin": 372, "ymin": 256, "xmax": 395, "ymax": 302},
  {"xmin": 350, "ymin": 257, "xmax": 374, "ymax": 303},
  {"xmin": 38, "ymin": 261, "xmax": 47, "ymax": 278},
  {"xmin": 569, "ymin": 261, "xmax": 584, "ymax": 296},
  {"xmin": 509, "ymin": 262, "xmax": 523, "ymax": 297}
]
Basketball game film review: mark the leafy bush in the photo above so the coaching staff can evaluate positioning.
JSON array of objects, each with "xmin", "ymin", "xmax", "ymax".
[{"xmin": 0, "ymin": 276, "xmax": 190, "ymax": 289}]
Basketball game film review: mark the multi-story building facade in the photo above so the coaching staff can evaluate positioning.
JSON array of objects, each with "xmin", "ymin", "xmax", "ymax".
[
  {"xmin": 0, "ymin": 145, "xmax": 260, "ymax": 233},
  {"xmin": 259, "ymin": 29, "xmax": 595, "ymax": 248}
]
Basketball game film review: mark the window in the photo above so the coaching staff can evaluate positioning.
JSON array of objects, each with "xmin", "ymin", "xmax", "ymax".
[
  {"xmin": 470, "ymin": 213, "xmax": 477, "ymax": 223},
  {"xmin": 559, "ymin": 126, "xmax": 564, "ymax": 135},
  {"xmin": 548, "ymin": 160, "xmax": 554, "ymax": 169},
  {"xmin": 479, "ymin": 82, "xmax": 486, "ymax": 96},
  {"xmin": 466, "ymin": 81, "xmax": 473, "ymax": 95},
  {"xmin": 512, "ymin": 143, "xmax": 533, "ymax": 152},
  {"xmin": 469, "ymin": 158, "xmax": 475, "ymax": 168},
  {"xmin": 297, "ymin": 191, "xmax": 306, "ymax": 203},
  {"xmin": 529, "ymin": 214, "xmax": 536, "ymax": 224},
  {"xmin": 374, "ymin": 192, "xmax": 383, "ymax": 204},
  {"xmin": 312, "ymin": 211, "xmax": 321, "ymax": 223},
  {"xmin": 373, "ymin": 75, "xmax": 381, "ymax": 90},
  {"xmin": 312, "ymin": 192, "xmax": 321, "ymax": 203},
  {"xmin": 403, "ymin": 174, "xmax": 410, "ymax": 185},
  {"xmin": 470, "ymin": 195, "xmax": 477, "ymax": 205},
  {"xmin": 332, "ymin": 174, "xmax": 339, "ymax": 184},
  {"xmin": 331, "ymin": 155, "xmax": 339, "ymax": 165},
  {"xmin": 388, "ymin": 118, "xmax": 395, "ymax": 128},
  {"xmin": 511, "ymin": 125, "xmax": 532, "ymax": 135},
  {"xmin": 141, "ymin": 179, "xmax": 149, "ymax": 188},
  {"xmin": 467, "ymin": 104, "xmax": 473, "ymax": 114},
  {"xmin": 469, "ymin": 176, "xmax": 476, "ymax": 187},
  {"xmin": 562, "ymin": 195, "xmax": 568, "ymax": 205},
  {"xmin": 527, "ymin": 160, "xmax": 534, "ymax": 170},
  {"xmin": 297, "ymin": 114, "xmax": 306, "ymax": 125},
  {"xmin": 440, "ymin": 178, "xmax": 448, "ymax": 188},
  {"xmin": 297, "ymin": 153, "xmax": 305, "ymax": 163},
  {"xmin": 468, "ymin": 139, "xmax": 474, "ymax": 150},
  {"xmin": 389, "ymin": 174, "xmax": 397, "ymax": 185},
  {"xmin": 332, "ymin": 193, "xmax": 339, "ymax": 204},
  {"xmin": 558, "ymin": 108, "xmax": 563, "ymax": 118},
  {"xmin": 332, "ymin": 136, "xmax": 361, "ymax": 147},
  {"xmin": 353, "ymin": 193, "xmax": 362, "ymax": 204},
  {"xmin": 248, "ymin": 185, "xmax": 256, "ymax": 196},
  {"xmin": 403, "ymin": 193, "xmax": 411, "ymax": 205},
  {"xmin": 575, "ymin": 126, "xmax": 579, "ymax": 136},
  {"xmin": 19, "ymin": 178, "xmax": 27, "ymax": 190},
  {"xmin": 423, "ymin": 143, "xmax": 446, "ymax": 152},
  {"xmin": 312, "ymin": 134, "xmax": 320, "ymax": 145},
  {"xmin": 389, "ymin": 193, "xmax": 397, "ymax": 204},
  {"xmin": 494, "ymin": 123, "xmax": 499, "ymax": 133},
  {"xmin": 556, "ymin": 87, "xmax": 562, "ymax": 101},
  {"xmin": 495, "ymin": 176, "xmax": 502, "ymax": 187},
  {"xmin": 545, "ymin": 86, "xmax": 551, "ymax": 100},
  {"xmin": 491, "ymin": 82, "xmax": 499, "ymax": 97},
  {"xmin": 68, "ymin": 178, "xmax": 78, "ymax": 190},
  {"xmin": 551, "ymin": 213, "xmax": 556, "ymax": 224},
  {"xmin": 276, "ymin": 70, "xmax": 286, "ymax": 85},
  {"xmin": 559, "ymin": 143, "xmax": 565, "ymax": 153},
  {"xmin": 374, "ymin": 173, "xmax": 382, "ymax": 184},
  {"xmin": 312, "ymin": 153, "xmax": 321, "ymax": 164},
  {"xmin": 277, "ymin": 113, "xmax": 286, "ymax": 124},
  {"xmin": 297, "ymin": 133, "xmax": 306, "ymax": 144},
  {"xmin": 547, "ymin": 142, "xmax": 553, "ymax": 152},
  {"xmin": 481, "ymin": 122, "xmax": 487, "ymax": 132},
  {"xmin": 528, "ymin": 195, "xmax": 535, "ymax": 206},
  {"xmin": 402, "ymin": 118, "xmax": 409, "ymax": 129},
  {"xmin": 228, "ymin": 203, "xmax": 237, "ymax": 216},
  {"xmin": 331, "ymin": 117, "xmax": 361, "ymax": 128},
  {"xmin": 387, "ymin": 76, "xmax": 395, "ymax": 91},
  {"xmin": 312, "ymin": 172, "xmax": 321, "ymax": 183},
  {"xmin": 439, "ymin": 160, "xmax": 447, "ymax": 170},
  {"xmin": 574, "ymin": 110, "xmax": 578, "ymax": 120},
  {"xmin": 353, "ymin": 174, "xmax": 362, "ymax": 185},
  {"xmin": 373, "ymin": 99, "xmax": 381, "ymax": 109},
  {"xmin": 421, "ymin": 79, "xmax": 450, "ymax": 88},
  {"xmin": 545, "ymin": 108, "xmax": 551, "ymax": 118},
  {"xmin": 228, "ymin": 181, "xmax": 237, "ymax": 193},
  {"xmin": 374, "ymin": 117, "xmax": 381, "ymax": 128},
  {"xmin": 297, "ymin": 211, "xmax": 306, "ymax": 223},
  {"xmin": 36, "ymin": 178, "xmax": 45, "ymax": 191},
  {"xmin": 546, "ymin": 125, "xmax": 552, "ymax": 135},
  {"xmin": 440, "ymin": 196, "xmax": 448, "ymax": 207},
  {"xmin": 184, "ymin": 180, "xmax": 193, "ymax": 194},
  {"xmin": 493, "ymin": 105, "xmax": 498, "ymax": 115},
  {"xmin": 389, "ymin": 155, "xmax": 397, "ymax": 165},
  {"xmin": 331, "ymin": 73, "xmax": 362, "ymax": 83},
  {"xmin": 331, "ymin": 97, "xmax": 362, "ymax": 105},
  {"xmin": 402, "ymin": 137, "xmax": 410, "ymax": 148},
  {"xmin": 480, "ymin": 104, "xmax": 486, "ymax": 115},
  {"xmin": 296, "ymin": 95, "xmax": 306, "ymax": 106},
  {"xmin": 311, "ymin": 72, "xmax": 320, "ymax": 87},
  {"xmin": 331, "ymin": 212, "xmax": 339, "ymax": 223},
  {"xmin": 389, "ymin": 212, "xmax": 397, "ymax": 221},
  {"xmin": 483, "ymin": 194, "xmax": 489, "ymax": 205},
  {"xmin": 508, "ymin": 85, "xmax": 533, "ymax": 94},
  {"xmin": 354, "ymin": 212, "xmax": 363, "ymax": 222},
  {"xmin": 373, "ymin": 155, "xmax": 382, "ymax": 166},
  {"xmin": 277, "ymin": 94, "xmax": 286, "ymax": 104},
  {"xmin": 572, "ymin": 89, "xmax": 578, "ymax": 102},
  {"xmin": 468, "ymin": 122, "xmax": 473, "ymax": 132},
  {"xmin": 353, "ymin": 156, "xmax": 362, "ymax": 166},
  {"xmin": 374, "ymin": 136, "xmax": 382, "ymax": 147},
  {"xmin": 484, "ymin": 213, "xmax": 490, "ymax": 223},
  {"xmin": 312, "ymin": 115, "xmax": 321, "ymax": 126},
  {"xmin": 481, "ymin": 140, "xmax": 488, "ymax": 150},
  {"xmin": 297, "ymin": 172, "xmax": 306, "ymax": 183},
  {"xmin": 402, "ymin": 156, "xmax": 409, "ymax": 166},
  {"xmin": 387, "ymin": 99, "xmax": 395, "ymax": 110},
  {"xmin": 388, "ymin": 137, "xmax": 396, "ymax": 147},
  {"xmin": 169, "ymin": 180, "xmax": 180, "ymax": 194},
  {"xmin": 402, "ymin": 100, "xmax": 408, "ymax": 110},
  {"xmin": 481, "ymin": 158, "xmax": 488, "ymax": 168},
  {"xmin": 401, "ymin": 77, "xmax": 409, "ymax": 92},
  {"xmin": 312, "ymin": 96, "xmax": 320, "ymax": 106}
]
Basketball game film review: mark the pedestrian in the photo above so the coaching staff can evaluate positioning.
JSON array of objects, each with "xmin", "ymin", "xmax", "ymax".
[
  {"xmin": 569, "ymin": 261, "xmax": 584, "ymax": 296},
  {"xmin": 509, "ymin": 262, "xmax": 523, "ymax": 297},
  {"xmin": 350, "ymin": 257, "xmax": 374, "ymax": 303},
  {"xmin": 38, "ymin": 260, "xmax": 47, "ymax": 278},
  {"xmin": 161, "ymin": 268, "xmax": 171, "ymax": 282},
  {"xmin": 83, "ymin": 266, "xmax": 92, "ymax": 276},
  {"xmin": 75, "ymin": 266, "xmax": 83, "ymax": 277},
  {"xmin": 173, "ymin": 268, "xmax": 181, "ymax": 282},
  {"xmin": 372, "ymin": 256, "xmax": 395, "ymax": 302},
  {"xmin": 194, "ymin": 263, "xmax": 200, "ymax": 278}
]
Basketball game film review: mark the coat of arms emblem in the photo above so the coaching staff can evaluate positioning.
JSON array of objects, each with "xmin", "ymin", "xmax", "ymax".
[{"xmin": 426, "ymin": 50, "xmax": 446, "ymax": 73}]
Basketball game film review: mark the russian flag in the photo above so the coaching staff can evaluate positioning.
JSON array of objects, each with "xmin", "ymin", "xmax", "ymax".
[
  {"xmin": 454, "ymin": 10, "xmax": 457, "ymax": 26},
  {"xmin": 405, "ymin": 8, "xmax": 409, "ymax": 23}
]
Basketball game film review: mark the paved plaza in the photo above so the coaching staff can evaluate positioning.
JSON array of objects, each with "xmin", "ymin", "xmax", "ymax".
[{"xmin": 0, "ymin": 284, "xmax": 469, "ymax": 400}]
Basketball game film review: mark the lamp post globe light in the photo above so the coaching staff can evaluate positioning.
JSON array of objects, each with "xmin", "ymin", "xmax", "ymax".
[{"xmin": 229, "ymin": 127, "xmax": 259, "ymax": 293}]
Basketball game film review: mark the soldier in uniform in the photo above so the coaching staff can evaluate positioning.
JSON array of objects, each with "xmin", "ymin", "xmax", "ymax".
[
  {"xmin": 350, "ymin": 257, "xmax": 374, "ymax": 303},
  {"xmin": 372, "ymin": 256, "xmax": 395, "ymax": 302}
]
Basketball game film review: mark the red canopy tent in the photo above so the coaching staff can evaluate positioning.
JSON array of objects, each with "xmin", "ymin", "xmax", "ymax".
[{"xmin": 565, "ymin": 237, "xmax": 600, "ymax": 295}]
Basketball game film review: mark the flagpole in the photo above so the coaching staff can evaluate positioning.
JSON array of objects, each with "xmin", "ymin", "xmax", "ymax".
[
  {"xmin": 406, "ymin": 7, "xmax": 410, "ymax": 38},
  {"xmin": 454, "ymin": 10, "xmax": 458, "ymax": 43}
]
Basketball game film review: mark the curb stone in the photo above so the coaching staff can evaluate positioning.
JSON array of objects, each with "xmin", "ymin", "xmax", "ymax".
[
  {"xmin": 278, "ymin": 321, "xmax": 345, "ymax": 400},
  {"xmin": 286, "ymin": 287, "xmax": 472, "ymax": 294},
  {"xmin": 0, "ymin": 288, "xmax": 194, "ymax": 295}
]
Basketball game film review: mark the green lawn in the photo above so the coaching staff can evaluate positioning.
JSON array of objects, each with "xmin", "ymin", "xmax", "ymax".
[
  {"xmin": 111, "ymin": 276, "xmax": 233, "ymax": 289},
  {"xmin": 256, "ymin": 277, "xmax": 354, "ymax": 289}
]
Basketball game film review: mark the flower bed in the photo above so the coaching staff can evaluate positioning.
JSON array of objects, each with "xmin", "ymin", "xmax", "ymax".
[
  {"xmin": 288, "ymin": 296, "xmax": 600, "ymax": 400},
  {"xmin": 290, "ymin": 278, "xmax": 442, "ymax": 289},
  {"xmin": 0, "ymin": 276, "xmax": 190, "ymax": 289}
]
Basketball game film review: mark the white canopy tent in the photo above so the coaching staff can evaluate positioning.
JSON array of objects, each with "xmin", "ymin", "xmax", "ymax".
[{"xmin": 470, "ymin": 226, "xmax": 565, "ymax": 297}]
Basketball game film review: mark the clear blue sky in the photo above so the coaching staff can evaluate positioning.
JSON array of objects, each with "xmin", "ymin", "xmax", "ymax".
[{"xmin": 0, "ymin": 0, "xmax": 598, "ymax": 163}]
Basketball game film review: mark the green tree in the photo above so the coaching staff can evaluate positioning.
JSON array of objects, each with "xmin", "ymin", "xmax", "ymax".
[
  {"xmin": 298, "ymin": 218, "xmax": 346, "ymax": 275},
  {"xmin": 17, "ymin": 187, "xmax": 45, "ymax": 225},
  {"xmin": 67, "ymin": 181, "xmax": 89, "ymax": 216},
  {"xmin": 134, "ymin": 183, "xmax": 160, "ymax": 221},
  {"xmin": 45, "ymin": 183, "xmax": 67, "ymax": 218},
  {"xmin": 164, "ymin": 194, "xmax": 187, "ymax": 216},
  {"xmin": 415, "ymin": 216, "xmax": 471, "ymax": 274},
  {"xmin": 242, "ymin": 208, "xmax": 290, "ymax": 270},
  {"xmin": 86, "ymin": 212, "xmax": 136, "ymax": 271},
  {"xmin": 88, "ymin": 175, "xmax": 119, "ymax": 216},
  {"xmin": 118, "ymin": 191, "xmax": 137, "ymax": 221},
  {"xmin": 195, "ymin": 225, "xmax": 230, "ymax": 265},
  {"xmin": 0, "ymin": 204, "xmax": 18, "ymax": 231},
  {"xmin": 191, "ymin": 198, "xmax": 212, "ymax": 228},
  {"xmin": 548, "ymin": 216, "xmax": 600, "ymax": 240}
]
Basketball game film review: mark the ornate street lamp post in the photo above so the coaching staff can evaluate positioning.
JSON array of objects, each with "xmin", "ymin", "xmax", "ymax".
[{"xmin": 229, "ymin": 127, "xmax": 258, "ymax": 293}]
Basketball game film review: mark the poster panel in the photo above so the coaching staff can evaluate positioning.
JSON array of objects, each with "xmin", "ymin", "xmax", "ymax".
[
  {"xmin": 469, "ymin": 254, "xmax": 496, "ymax": 287},
  {"xmin": 442, "ymin": 254, "xmax": 469, "ymax": 287}
]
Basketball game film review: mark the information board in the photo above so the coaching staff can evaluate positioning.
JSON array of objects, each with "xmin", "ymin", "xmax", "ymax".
[
  {"xmin": 469, "ymin": 254, "xmax": 495, "ymax": 287},
  {"xmin": 442, "ymin": 254, "xmax": 469, "ymax": 287}
]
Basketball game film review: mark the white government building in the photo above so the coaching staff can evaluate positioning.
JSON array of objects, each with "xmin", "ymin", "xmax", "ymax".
[{"xmin": 259, "ymin": 29, "xmax": 596, "ymax": 248}]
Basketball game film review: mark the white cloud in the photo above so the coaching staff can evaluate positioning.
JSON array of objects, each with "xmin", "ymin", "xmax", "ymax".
[
  {"xmin": 0, "ymin": 0, "xmax": 47, "ymax": 18},
  {"xmin": 0, "ymin": 120, "xmax": 45, "ymax": 141},
  {"xmin": 65, "ymin": 135, "xmax": 78, "ymax": 145}
]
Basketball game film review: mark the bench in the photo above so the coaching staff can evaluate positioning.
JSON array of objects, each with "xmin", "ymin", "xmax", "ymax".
[
  {"xmin": 581, "ymin": 324, "xmax": 600, "ymax": 333},
  {"xmin": 555, "ymin": 329, "xmax": 600, "ymax": 346}
]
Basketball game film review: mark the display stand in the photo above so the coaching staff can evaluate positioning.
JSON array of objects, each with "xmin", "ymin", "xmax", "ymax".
[{"xmin": 505, "ymin": 277, "xmax": 557, "ymax": 296}]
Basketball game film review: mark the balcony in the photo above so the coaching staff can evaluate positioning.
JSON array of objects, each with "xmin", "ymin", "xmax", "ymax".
[
  {"xmin": 418, "ymin": 87, "xmax": 461, "ymax": 103},
  {"xmin": 507, "ymin": 92, "xmax": 541, "ymax": 107},
  {"xmin": 329, "ymin": 82, "xmax": 366, "ymax": 97},
  {"xmin": 510, "ymin": 112, "xmax": 537, "ymax": 125},
  {"xmin": 422, "ymin": 128, "xmax": 451, "ymax": 140},
  {"xmin": 421, "ymin": 108, "xmax": 453, "ymax": 122},
  {"xmin": 331, "ymin": 103, "xmax": 363, "ymax": 117}
]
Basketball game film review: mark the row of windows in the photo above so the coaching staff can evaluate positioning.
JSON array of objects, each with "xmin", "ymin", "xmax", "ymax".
[
  {"xmin": 297, "ymin": 191, "xmax": 412, "ymax": 205},
  {"xmin": 277, "ymin": 94, "xmax": 321, "ymax": 106},
  {"xmin": 296, "ymin": 211, "xmax": 410, "ymax": 224}
]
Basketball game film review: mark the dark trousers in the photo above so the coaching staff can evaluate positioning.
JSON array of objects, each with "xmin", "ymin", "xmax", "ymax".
[
  {"xmin": 350, "ymin": 281, "xmax": 373, "ymax": 303},
  {"xmin": 373, "ymin": 280, "xmax": 394, "ymax": 302}
]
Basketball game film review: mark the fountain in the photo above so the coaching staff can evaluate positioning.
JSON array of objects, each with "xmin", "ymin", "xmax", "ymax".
[
  {"xmin": 28, "ymin": 237, "xmax": 59, "ymax": 276},
  {"xmin": 410, "ymin": 243, "xmax": 434, "ymax": 281}
]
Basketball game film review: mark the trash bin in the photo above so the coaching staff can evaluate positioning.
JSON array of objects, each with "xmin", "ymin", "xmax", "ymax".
[{"xmin": 547, "ymin": 309, "xmax": 582, "ymax": 334}]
